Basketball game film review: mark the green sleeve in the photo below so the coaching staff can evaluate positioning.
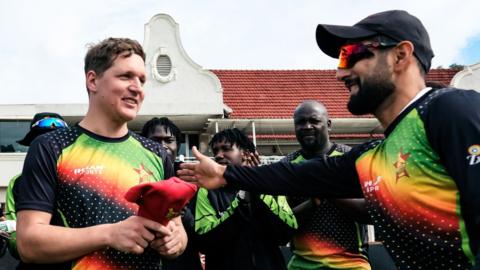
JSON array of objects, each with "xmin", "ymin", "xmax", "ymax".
[
  {"xmin": 259, "ymin": 194, "xmax": 297, "ymax": 229},
  {"xmin": 5, "ymin": 174, "xmax": 20, "ymax": 259},
  {"xmin": 5, "ymin": 174, "xmax": 20, "ymax": 220}
]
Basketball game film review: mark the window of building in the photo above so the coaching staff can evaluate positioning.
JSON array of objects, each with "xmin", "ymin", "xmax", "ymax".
[
  {"xmin": 0, "ymin": 121, "xmax": 30, "ymax": 153},
  {"xmin": 156, "ymin": 55, "xmax": 172, "ymax": 77},
  {"xmin": 150, "ymin": 49, "xmax": 175, "ymax": 83},
  {"xmin": 177, "ymin": 134, "xmax": 199, "ymax": 161}
]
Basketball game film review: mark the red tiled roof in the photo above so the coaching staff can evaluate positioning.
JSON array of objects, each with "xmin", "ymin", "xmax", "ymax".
[{"xmin": 211, "ymin": 69, "xmax": 457, "ymax": 119}]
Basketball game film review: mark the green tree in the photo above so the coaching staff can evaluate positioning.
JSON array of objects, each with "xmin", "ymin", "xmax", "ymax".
[{"xmin": 449, "ymin": 63, "xmax": 465, "ymax": 70}]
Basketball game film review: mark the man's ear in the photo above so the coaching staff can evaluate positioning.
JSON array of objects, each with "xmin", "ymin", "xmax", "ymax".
[
  {"xmin": 393, "ymin": 41, "xmax": 414, "ymax": 72},
  {"xmin": 85, "ymin": 70, "xmax": 98, "ymax": 93},
  {"xmin": 327, "ymin": 119, "xmax": 332, "ymax": 131}
]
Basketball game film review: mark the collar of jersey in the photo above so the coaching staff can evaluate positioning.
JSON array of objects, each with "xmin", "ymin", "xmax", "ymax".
[
  {"xmin": 383, "ymin": 87, "xmax": 433, "ymax": 137},
  {"xmin": 75, "ymin": 124, "xmax": 130, "ymax": 143}
]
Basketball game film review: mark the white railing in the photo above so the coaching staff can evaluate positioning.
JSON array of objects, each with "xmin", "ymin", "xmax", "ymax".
[{"xmin": 181, "ymin": 155, "xmax": 285, "ymax": 165}]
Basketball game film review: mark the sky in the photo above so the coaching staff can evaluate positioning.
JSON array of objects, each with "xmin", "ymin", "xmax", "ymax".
[{"xmin": 1, "ymin": 0, "xmax": 479, "ymax": 104}]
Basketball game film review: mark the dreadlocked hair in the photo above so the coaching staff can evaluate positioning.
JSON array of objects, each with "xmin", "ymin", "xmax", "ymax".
[
  {"xmin": 141, "ymin": 117, "xmax": 181, "ymax": 144},
  {"xmin": 209, "ymin": 128, "xmax": 256, "ymax": 153}
]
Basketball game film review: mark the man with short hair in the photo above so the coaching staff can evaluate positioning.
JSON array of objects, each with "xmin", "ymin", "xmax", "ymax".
[
  {"xmin": 142, "ymin": 117, "xmax": 184, "ymax": 174},
  {"xmin": 284, "ymin": 100, "xmax": 370, "ymax": 270},
  {"xmin": 141, "ymin": 117, "xmax": 203, "ymax": 270},
  {"xmin": 179, "ymin": 10, "xmax": 480, "ymax": 269},
  {"xmin": 141, "ymin": 117, "xmax": 182, "ymax": 161},
  {"xmin": 15, "ymin": 38, "xmax": 187, "ymax": 269}
]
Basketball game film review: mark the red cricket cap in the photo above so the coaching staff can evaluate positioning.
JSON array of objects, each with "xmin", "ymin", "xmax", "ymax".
[{"xmin": 125, "ymin": 177, "xmax": 198, "ymax": 225}]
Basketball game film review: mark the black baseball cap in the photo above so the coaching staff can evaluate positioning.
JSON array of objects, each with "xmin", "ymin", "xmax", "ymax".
[
  {"xmin": 316, "ymin": 10, "xmax": 434, "ymax": 72},
  {"xmin": 17, "ymin": 112, "xmax": 67, "ymax": 146}
]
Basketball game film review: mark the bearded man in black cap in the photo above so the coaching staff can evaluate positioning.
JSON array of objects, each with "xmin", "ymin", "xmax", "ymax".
[{"xmin": 179, "ymin": 10, "xmax": 480, "ymax": 269}]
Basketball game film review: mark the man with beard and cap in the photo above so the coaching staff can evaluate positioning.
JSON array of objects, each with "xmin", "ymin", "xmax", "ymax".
[
  {"xmin": 282, "ymin": 100, "xmax": 370, "ymax": 270},
  {"xmin": 179, "ymin": 10, "xmax": 480, "ymax": 269}
]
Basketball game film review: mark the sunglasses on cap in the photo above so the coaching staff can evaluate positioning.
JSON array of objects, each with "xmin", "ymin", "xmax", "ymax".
[
  {"xmin": 338, "ymin": 40, "xmax": 398, "ymax": 69},
  {"xmin": 31, "ymin": 117, "xmax": 68, "ymax": 129}
]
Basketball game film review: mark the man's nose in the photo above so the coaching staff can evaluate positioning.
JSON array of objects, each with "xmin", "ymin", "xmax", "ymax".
[
  {"xmin": 214, "ymin": 152, "xmax": 224, "ymax": 161},
  {"xmin": 129, "ymin": 78, "xmax": 143, "ymax": 93},
  {"xmin": 336, "ymin": 68, "xmax": 351, "ymax": 81}
]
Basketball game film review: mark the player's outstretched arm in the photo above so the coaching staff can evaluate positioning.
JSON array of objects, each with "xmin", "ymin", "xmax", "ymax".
[{"xmin": 178, "ymin": 146, "xmax": 227, "ymax": 189}]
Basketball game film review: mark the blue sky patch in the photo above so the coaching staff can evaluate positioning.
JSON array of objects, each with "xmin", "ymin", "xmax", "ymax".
[{"xmin": 457, "ymin": 35, "xmax": 480, "ymax": 66}]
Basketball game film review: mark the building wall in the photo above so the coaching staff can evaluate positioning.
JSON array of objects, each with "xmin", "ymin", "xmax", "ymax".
[
  {"xmin": 0, "ymin": 154, "xmax": 24, "ymax": 203},
  {"xmin": 451, "ymin": 63, "xmax": 480, "ymax": 92},
  {"xmin": 141, "ymin": 14, "xmax": 223, "ymax": 120}
]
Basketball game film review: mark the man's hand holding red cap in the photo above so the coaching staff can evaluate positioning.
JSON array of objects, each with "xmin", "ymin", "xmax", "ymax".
[
  {"xmin": 149, "ymin": 216, "xmax": 187, "ymax": 258},
  {"xmin": 106, "ymin": 215, "xmax": 162, "ymax": 254}
]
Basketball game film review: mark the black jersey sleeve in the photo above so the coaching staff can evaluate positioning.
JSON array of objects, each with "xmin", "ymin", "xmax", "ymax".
[
  {"xmin": 14, "ymin": 135, "xmax": 60, "ymax": 213},
  {"xmin": 224, "ymin": 149, "xmax": 364, "ymax": 198},
  {"xmin": 250, "ymin": 194, "xmax": 296, "ymax": 245},
  {"xmin": 193, "ymin": 191, "xmax": 252, "ymax": 252},
  {"xmin": 423, "ymin": 89, "xmax": 480, "ymax": 266}
]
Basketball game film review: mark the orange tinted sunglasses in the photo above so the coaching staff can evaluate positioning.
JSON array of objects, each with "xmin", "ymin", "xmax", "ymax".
[{"xmin": 338, "ymin": 41, "xmax": 398, "ymax": 69}]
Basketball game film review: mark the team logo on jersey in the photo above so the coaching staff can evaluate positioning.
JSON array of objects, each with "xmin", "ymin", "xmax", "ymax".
[
  {"xmin": 466, "ymin": 145, "xmax": 480, "ymax": 166},
  {"xmin": 134, "ymin": 164, "xmax": 154, "ymax": 183},
  {"xmin": 73, "ymin": 165, "xmax": 104, "ymax": 175},
  {"xmin": 394, "ymin": 147, "xmax": 411, "ymax": 182},
  {"xmin": 364, "ymin": 176, "xmax": 382, "ymax": 193},
  {"xmin": 166, "ymin": 208, "xmax": 180, "ymax": 220}
]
